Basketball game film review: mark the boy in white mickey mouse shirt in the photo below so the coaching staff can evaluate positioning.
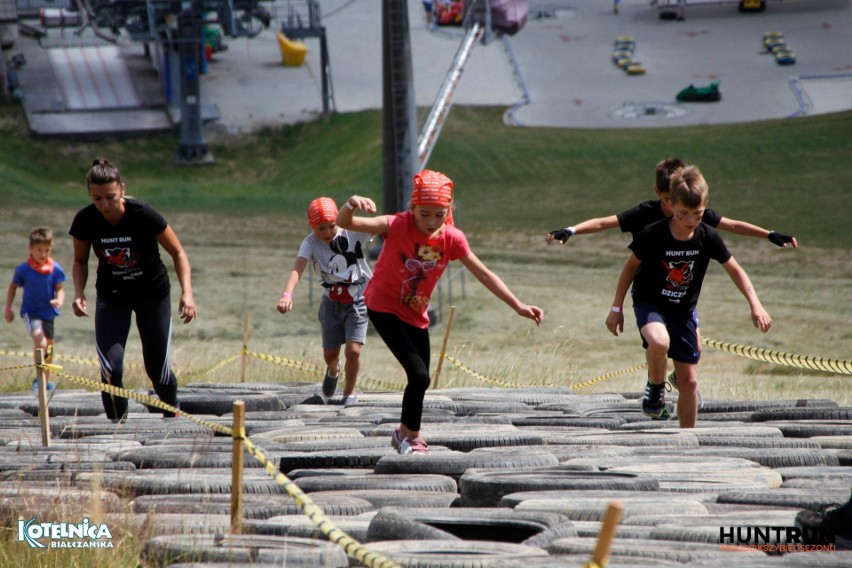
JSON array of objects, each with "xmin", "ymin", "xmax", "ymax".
[{"xmin": 277, "ymin": 197, "xmax": 374, "ymax": 406}]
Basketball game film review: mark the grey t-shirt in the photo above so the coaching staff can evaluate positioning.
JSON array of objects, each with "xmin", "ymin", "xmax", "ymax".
[{"xmin": 298, "ymin": 228, "xmax": 373, "ymax": 303}]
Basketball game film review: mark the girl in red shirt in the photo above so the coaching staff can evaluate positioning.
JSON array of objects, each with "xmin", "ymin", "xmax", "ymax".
[{"xmin": 337, "ymin": 170, "xmax": 543, "ymax": 454}]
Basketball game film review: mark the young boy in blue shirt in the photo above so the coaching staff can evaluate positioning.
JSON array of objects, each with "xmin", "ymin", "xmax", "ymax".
[
  {"xmin": 5, "ymin": 227, "xmax": 66, "ymax": 391},
  {"xmin": 605, "ymin": 166, "xmax": 772, "ymax": 428}
]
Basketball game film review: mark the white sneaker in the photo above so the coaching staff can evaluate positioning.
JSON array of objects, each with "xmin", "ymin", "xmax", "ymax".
[{"xmin": 342, "ymin": 394, "xmax": 358, "ymax": 408}]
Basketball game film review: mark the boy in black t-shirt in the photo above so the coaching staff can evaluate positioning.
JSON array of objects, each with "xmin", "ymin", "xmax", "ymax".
[
  {"xmin": 547, "ymin": 157, "xmax": 792, "ymax": 403},
  {"xmin": 545, "ymin": 157, "xmax": 797, "ymax": 244},
  {"xmin": 605, "ymin": 166, "xmax": 772, "ymax": 428}
]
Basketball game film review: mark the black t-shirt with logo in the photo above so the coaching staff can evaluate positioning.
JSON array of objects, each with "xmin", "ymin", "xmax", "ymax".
[
  {"xmin": 617, "ymin": 199, "xmax": 723, "ymax": 239},
  {"xmin": 69, "ymin": 199, "xmax": 170, "ymax": 300},
  {"xmin": 629, "ymin": 219, "xmax": 732, "ymax": 313}
]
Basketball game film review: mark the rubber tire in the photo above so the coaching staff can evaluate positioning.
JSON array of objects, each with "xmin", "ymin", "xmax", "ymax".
[
  {"xmin": 293, "ymin": 473, "xmax": 458, "ymax": 494},
  {"xmin": 75, "ymin": 469, "xmax": 289, "ymax": 497},
  {"xmin": 177, "ymin": 392, "xmax": 286, "ymax": 416},
  {"xmin": 715, "ymin": 488, "xmax": 852, "ymax": 511},
  {"xmin": 130, "ymin": 492, "xmax": 373, "ymax": 518},
  {"xmin": 459, "ymin": 468, "xmax": 659, "ymax": 507},
  {"xmin": 140, "ymin": 534, "xmax": 348, "ymax": 567},
  {"xmin": 242, "ymin": 515, "xmax": 371, "ymax": 542},
  {"xmin": 366, "ymin": 509, "xmax": 462, "ymax": 542},
  {"xmin": 365, "ymin": 506, "xmax": 568, "ymax": 543},
  {"xmin": 749, "ymin": 407, "xmax": 852, "ymax": 422},
  {"xmin": 357, "ymin": 539, "xmax": 548, "ymax": 567},
  {"xmin": 373, "ymin": 447, "xmax": 559, "ymax": 480},
  {"xmin": 547, "ymin": 536, "xmax": 760, "ymax": 562},
  {"xmin": 307, "ymin": 489, "xmax": 460, "ymax": 509}
]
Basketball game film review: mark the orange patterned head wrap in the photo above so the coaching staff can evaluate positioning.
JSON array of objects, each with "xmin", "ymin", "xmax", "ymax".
[
  {"xmin": 307, "ymin": 197, "xmax": 338, "ymax": 228},
  {"xmin": 411, "ymin": 170, "xmax": 454, "ymax": 208}
]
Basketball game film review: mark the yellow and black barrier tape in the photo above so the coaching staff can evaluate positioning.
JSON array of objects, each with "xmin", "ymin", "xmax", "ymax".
[
  {"xmin": 440, "ymin": 353, "xmax": 552, "ymax": 388},
  {"xmin": 702, "ymin": 338, "xmax": 852, "ymax": 376},
  {"xmin": 0, "ymin": 348, "xmax": 140, "ymax": 369},
  {"xmin": 36, "ymin": 364, "xmax": 402, "ymax": 568},
  {"xmin": 570, "ymin": 362, "xmax": 648, "ymax": 390},
  {"xmin": 0, "ymin": 363, "xmax": 36, "ymax": 372},
  {"xmin": 0, "ymin": 349, "xmax": 40, "ymax": 359},
  {"xmin": 176, "ymin": 351, "xmax": 244, "ymax": 379},
  {"xmin": 246, "ymin": 350, "xmax": 323, "ymax": 375},
  {"xmin": 440, "ymin": 351, "xmax": 647, "ymax": 390}
]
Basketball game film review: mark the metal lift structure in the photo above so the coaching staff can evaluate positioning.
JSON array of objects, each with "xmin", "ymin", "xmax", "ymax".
[
  {"xmin": 85, "ymin": 0, "xmax": 272, "ymax": 163},
  {"xmin": 279, "ymin": 0, "xmax": 333, "ymax": 116},
  {"xmin": 382, "ymin": 0, "xmax": 527, "ymax": 211}
]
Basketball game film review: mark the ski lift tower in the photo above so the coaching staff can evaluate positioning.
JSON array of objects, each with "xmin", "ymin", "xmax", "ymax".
[
  {"xmin": 381, "ymin": 0, "xmax": 528, "ymax": 213},
  {"xmin": 280, "ymin": 0, "xmax": 333, "ymax": 115}
]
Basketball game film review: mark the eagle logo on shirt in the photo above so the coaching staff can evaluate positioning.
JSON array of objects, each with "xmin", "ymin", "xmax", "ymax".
[
  {"xmin": 104, "ymin": 247, "xmax": 137, "ymax": 269},
  {"xmin": 664, "ymin": 260, "xmax": 694, "ymax": 290}
]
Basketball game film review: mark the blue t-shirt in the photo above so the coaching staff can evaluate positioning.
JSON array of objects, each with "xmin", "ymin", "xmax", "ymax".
[{"xmin": 12, "ymin": 261, "xmax": 66, "ymax": 320}]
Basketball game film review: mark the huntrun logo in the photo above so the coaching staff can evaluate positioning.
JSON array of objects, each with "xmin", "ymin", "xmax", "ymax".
[{"xmin": 719, "ymin": 525, "xmax": 833, "ymax": 544}]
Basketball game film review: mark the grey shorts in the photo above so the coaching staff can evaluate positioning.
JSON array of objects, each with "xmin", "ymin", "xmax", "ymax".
[
  {"xmin": 318, "ymin": 296, "xmax": 368, "ymax": 349},
  {"xmin": 23, "ymin": 314, "xmax": 55, "ymax": 340}
]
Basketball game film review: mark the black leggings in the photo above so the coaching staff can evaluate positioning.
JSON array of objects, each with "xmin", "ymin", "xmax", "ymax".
[
  {"xmin": 95, "ymin": 294, "xmax": 177, "ymax": 419},
  {"xmin": 368, "ymin": 308, "xmax": 431, "ymax": 432}
]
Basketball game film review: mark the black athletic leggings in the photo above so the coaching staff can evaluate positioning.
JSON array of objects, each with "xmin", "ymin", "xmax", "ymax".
[
  {"xmin": 368, "ymin": 308, "xmax": 431, "ymax": 432},
  {"xmin": 95, "ymin": 294, "xmax": 177, "ymax": 419}
]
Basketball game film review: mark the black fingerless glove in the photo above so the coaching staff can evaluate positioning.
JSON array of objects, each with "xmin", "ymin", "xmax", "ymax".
[
  {"xmin": 549, "ymin": 227, "xmax": 576, "ymax": 243},
  {"xmin": 768, "ymin": 231, "xmax": 794, "ymax": 247}
]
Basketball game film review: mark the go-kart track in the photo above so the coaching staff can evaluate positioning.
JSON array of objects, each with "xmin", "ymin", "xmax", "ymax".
[{"xmin": 6, "ymin": 0, "xmax": 852, "ymax": 135}]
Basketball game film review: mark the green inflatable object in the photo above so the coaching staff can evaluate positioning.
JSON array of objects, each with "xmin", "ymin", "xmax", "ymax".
[{"xmin": 676, "ymin": 81, "xmax": 721, "ymax": 102}]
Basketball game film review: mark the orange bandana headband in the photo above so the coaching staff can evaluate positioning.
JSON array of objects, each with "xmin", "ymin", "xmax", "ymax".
[
  {"xmin": 411, "ymin": 170, "xmax": 453, "ymax": 208},
  {"xmin": 307, "ymin": 197, "xmax": 338, "ymax": 228}
]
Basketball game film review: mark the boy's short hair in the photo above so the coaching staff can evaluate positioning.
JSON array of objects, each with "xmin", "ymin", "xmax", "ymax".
[
  {"xmin": 669, "ymin": 165, "xmax": 708, "ymax": 208},
  {"xmin": 29, "ymin": 227, "xmax": 54, "ymax": 247},
  {"xmin": 655, "ymin": 157, "xmax": 686, "ymax": 193}
]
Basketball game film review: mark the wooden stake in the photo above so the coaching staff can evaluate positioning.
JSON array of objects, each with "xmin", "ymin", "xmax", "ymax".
[
  {"xmin": 35, "ymin": 348, "xmax": 50, "ymax": 447},
  {"xmin": 432, "ymin": 306, "xmax": 456, "ymax": 390},
  {"xmin": 230, "ymin": 400, "xmax": 246, "ymax": 534},
  {"xmin": 588, "ymin": 500, "xmax": 623, "ymax": 568},
  {"xmin": 240, "ymin": 312, "xmax": 249, "ymax": 383}
]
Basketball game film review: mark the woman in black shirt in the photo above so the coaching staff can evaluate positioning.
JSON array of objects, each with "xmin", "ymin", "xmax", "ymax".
[{"xmin": 69, "ymin": 159, "xmax": 196, "ymax": 420}]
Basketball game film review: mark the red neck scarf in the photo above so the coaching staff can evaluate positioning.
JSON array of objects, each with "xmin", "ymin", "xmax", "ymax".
[{"xmin": 28, "ymin": 256, "xmax": 55, "ymax": 275}]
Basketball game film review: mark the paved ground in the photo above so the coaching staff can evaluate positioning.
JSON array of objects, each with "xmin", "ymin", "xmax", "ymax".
[
  {"xmin": 199, "ymin": 0, "xmax": 852, "ymax": 132},
  {"xmin": 10, "ymin": 0, "xmax": 852, "ymax": 133}
]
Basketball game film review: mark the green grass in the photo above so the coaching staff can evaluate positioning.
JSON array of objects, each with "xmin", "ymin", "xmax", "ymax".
[
  {"xmin": 2, "ymin": 104, "xmax": 851, "ymax": 248},
  {"xmin": 0, "ymin": 101, "xmax": 851, "ymax": 567}
]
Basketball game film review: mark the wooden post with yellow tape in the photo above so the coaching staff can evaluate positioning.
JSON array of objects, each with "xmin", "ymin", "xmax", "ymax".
[
  {"xmin": 35, "ymin": 348, "xmax": 51, "ymax": 447},
  {"xmin": 432, "ymin": 306, "xmax": 456, "ymax": 390},
  {"xmin": 230, "ymin": 401, "xmax": 246, "ymax": 534}
]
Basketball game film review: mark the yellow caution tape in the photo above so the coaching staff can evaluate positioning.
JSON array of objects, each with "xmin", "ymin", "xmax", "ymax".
[
  {"xmin": 702, "ymin": 338, "xmax": 852, "ymax": 375},
  {"xmin": 0, "ymin": 349, "xmax": 35, "ymax": 359},
  {"xmin": 440, "ymin": 354, "xmax": 554, "ymax": 388},
  {"xmin": 570, "ymin": 362, "xmax": 648, "ymax": 390},
  {"xmin": 36, "ymin": 364, "xmax": 401, "ymax": 568},
  {"xmin": 0, "ymin": 364, "xmax": 35, "ymax": 372},
  {"xmin": 246, "ymin": 350, "xmax": 323, "ymax": 375},
  {"xmin": 176, "ymin": 351, "xmax": 243, "ymax": 379}
]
